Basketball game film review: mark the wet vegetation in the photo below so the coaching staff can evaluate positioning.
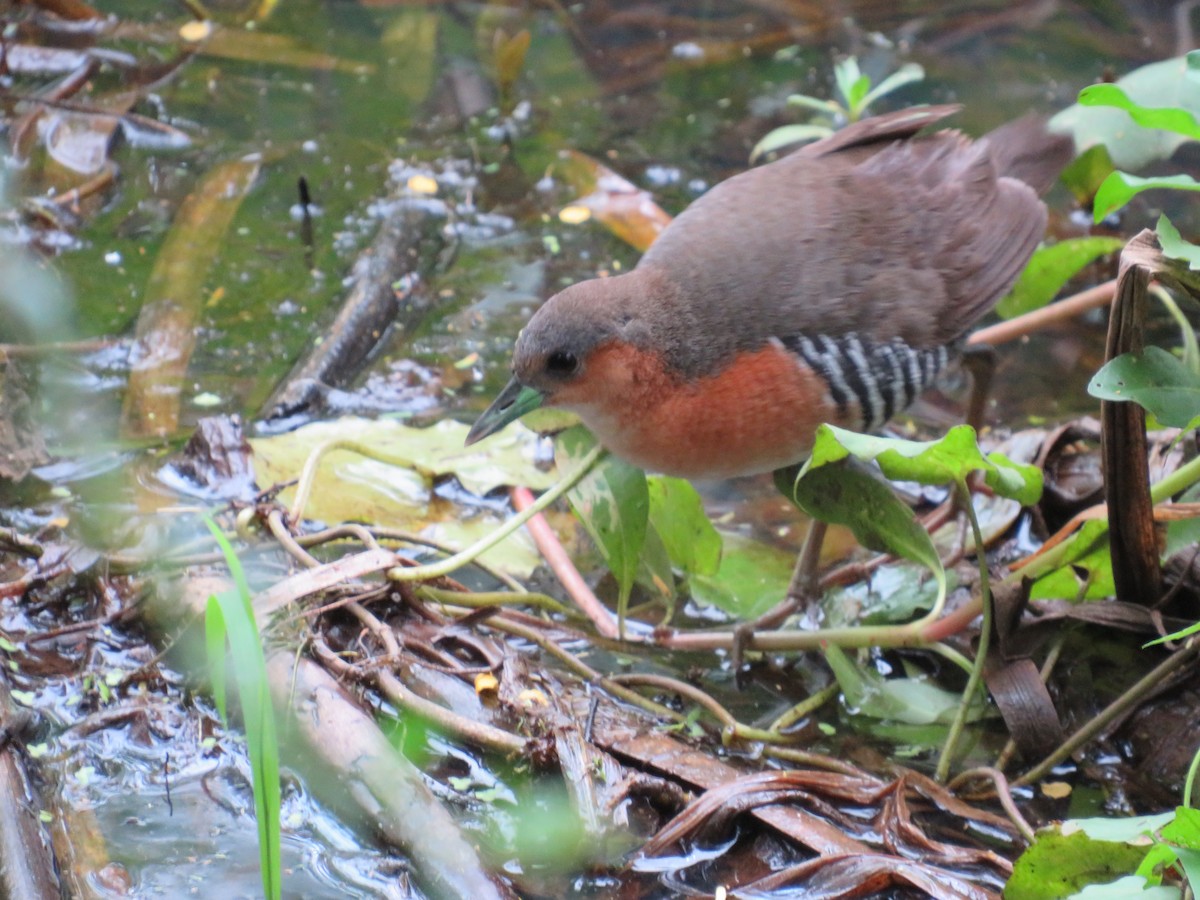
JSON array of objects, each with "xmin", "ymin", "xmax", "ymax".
[{"xmin": 5, "ymin": 1, "xmax": 1200, "ymax": 898}]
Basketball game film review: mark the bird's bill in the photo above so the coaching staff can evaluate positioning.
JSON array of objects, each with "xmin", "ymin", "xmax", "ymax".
[{"xmin": 465, "ymin": 379, "xmax": 545, "ymax": 445}]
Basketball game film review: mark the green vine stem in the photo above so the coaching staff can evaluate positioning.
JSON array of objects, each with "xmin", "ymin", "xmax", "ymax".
[{"xmin": 936, "ymin": 480, "xmax": 994, "ymax": 782}]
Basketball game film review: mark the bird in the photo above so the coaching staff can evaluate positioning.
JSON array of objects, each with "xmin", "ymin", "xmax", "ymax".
[{"xmin": 466, "ymin": 105, "xmax": 1073, "ymax": 480}]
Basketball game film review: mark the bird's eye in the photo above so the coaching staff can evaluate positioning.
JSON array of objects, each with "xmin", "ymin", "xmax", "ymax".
[{"xmin": 545, "ymin": 350, "xmax": 579, "ymax": 376}]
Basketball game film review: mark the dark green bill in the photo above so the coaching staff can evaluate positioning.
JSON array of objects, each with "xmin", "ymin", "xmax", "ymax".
[{"xmin": 465, "ymin": 378, "xmax": 545, "ymax": 445}]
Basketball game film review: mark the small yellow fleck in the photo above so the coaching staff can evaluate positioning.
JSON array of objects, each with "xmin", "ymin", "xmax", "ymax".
[
  {"xmin": 179, "ymin": 20, "xmax": 212, "ymax": 42},
  {"xmin": 558, "ymin": 205, "xmax": 592, "ymax": 225},
  {"xmin": 518, "ymin": 688, "xmax": 549, "ymax": 707},
  {"xmin": 406, "ymin": 175, "xmax": 439, "ymax": 195},
  {"xmin": 1040, "ymin": 781, "xmax": 1072, "ymax": 800},
  {"xmin": 454, "ymin": 352, "xmax": 480, "ymax": 370}
]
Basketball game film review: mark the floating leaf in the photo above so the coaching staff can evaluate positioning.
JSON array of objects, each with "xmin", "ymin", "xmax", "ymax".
[
  {"xmin": 647, "ymin": 476, "xmax": 721, "ymax": 578},
  {"xmin": 554, "ymin": 150, "xmax": 672, "ymax": 252},
  {"xmin": 858, "ymin": 63, "xmax": 924, "ymax": 112},
  {"xmin": 1093, "ymin": 172, "xmax": 1200, "ymax": 222},
  {"xmin": 824, "ymin": 644, "xmax": 986, "ymax": 725},
  {"xmin": 1088, "ymin": 346, "xmax": 1200, "ymax": 429},
  {"xmin": 997, "ymin": 237, "xmax": 1124, "ymax": 318}
]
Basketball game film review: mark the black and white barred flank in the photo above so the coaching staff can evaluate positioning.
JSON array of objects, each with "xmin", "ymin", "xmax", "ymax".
[{"xmin": 781, "ymin": 332, "xmax": 954, "ymax": 432}]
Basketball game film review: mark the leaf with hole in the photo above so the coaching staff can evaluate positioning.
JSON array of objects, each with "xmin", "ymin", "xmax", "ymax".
[{"xmin": 1089, "ymin": 346, "xmax": 1200, "ymax": 429}]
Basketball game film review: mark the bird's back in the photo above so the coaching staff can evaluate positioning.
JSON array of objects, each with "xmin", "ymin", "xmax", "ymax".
[{"xmin": 637, "ymin": 106, "xmax": 1072, "ymax": 381}]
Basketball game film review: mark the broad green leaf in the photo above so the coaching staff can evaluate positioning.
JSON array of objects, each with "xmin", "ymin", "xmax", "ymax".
[
  {"xmin": 1079, "ymin": 83, "xmax": 1200, "ymax": 140},
  {"xmin": 647, "ymin": 476, "xmax": 721, "ymax": 578},
  {"xmin": 805, "ymin": 424, "xmax": 1043, "ymax": 506},
  {"xmin": 824, "ymin": 644, "xmax": 986, "ymax": 725},
  {"xmin": 1093, "ymin": 172, "xmax": 1200, "ymax": 222},
  {"xmin": 1161, "ymin": 807, "xmax": 1200, "ymax": 848},
  {"xmin": 249, "ymin": 418, "xmax": 549, "ymax": 576},
  {"xmin": 1088, "ymin": 346, "xmax": 1200, "ymax": 429},
  {"xmin": 790, "ymin": 461, "xmax": 941, "ymax": 571},
  {"xmin": 689, "ymin": 532, "xmax": 793, "ymax": 620},
  {"xmin": 1051, "ymin": 55, "xmax": 1200, "ymax": 170},
  {"xmin": 1060, "ymin": 144, "xmax": 1117, "ymax": 205},
  {"xmin": 750, "ymin": 124, "xmax": 833, "ymax": 162},
  {"xmin": 998, "ymin": 237, "xmax": 1124, "ymax": 318},
  {"xmin": 1026, "ymin": 519, "xmax": 1115, "ymax": 602},
  {"xmin": 1157, "ymin": 214, "xmax": 1200, "ymax": 270},
  {"xmin": 1007, "ymin": 824, "xmax": 1156, "ymax": 900},
  {"xmin": 559, "ymin": 427, "xmax": 648, "ymax": 633}
]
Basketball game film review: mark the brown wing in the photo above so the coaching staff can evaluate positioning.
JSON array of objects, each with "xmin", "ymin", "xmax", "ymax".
[{"xmin": 636, "ymin": 112, "xmax": 1054, "ymax": 379}]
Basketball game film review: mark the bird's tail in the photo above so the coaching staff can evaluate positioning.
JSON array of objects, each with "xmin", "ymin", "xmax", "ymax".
[{"xmin": 981, "ymin": 115, "xmax": 1075, "ymax": 195}]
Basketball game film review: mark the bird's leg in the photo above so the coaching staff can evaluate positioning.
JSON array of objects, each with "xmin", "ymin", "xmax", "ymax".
[
  {"xmin": 729, "ymin": 519, "xmax": 828, "ymax": 678},
  {"xmin": 961, "ymin": 342, "xmax": 997, "ymax": 436}
]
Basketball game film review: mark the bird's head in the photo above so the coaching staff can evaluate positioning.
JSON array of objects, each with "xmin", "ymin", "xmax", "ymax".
[{"xmin": 465, "ymin": 272, "xmax": 656, "ymax": 445}]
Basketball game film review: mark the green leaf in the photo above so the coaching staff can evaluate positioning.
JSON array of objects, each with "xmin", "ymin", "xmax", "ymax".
[
  {"xmin": 750, "ymin": 124, "xmax": 833, "ymax": 162},
  {"xmin": 785, "ymin": 93, "xmax": 838, "ymax": 115},
  {"xmin": 1025, "ymin": 518, "xmax": 1115, "ymax": 602},
  {"xmin": 646, "ymin": 476, "xmax": 721, "ymax": 578},
  {"xmin": 845, "ymin": 73, "xmax": 871, "ymax": 116},
  {"xmin": 1161, "ymin": 807, "xmax": 1200, "ymax": 848},
  {"xmin": 559, "ymin": 427, "xmax": 648, "ymax": 634},
  {"xmin": 1079, "ymin": 83, "xmax": 1200, "ymax": 140},
  {"xmin": 203, "ymin": 517, "xmax": 282, "ymax": 900},
  {"xmin": 1060, "ymin": 144, "xmax": 1117, "ymax": 205},
  {"xmin": 804, "ymin": 424, "xmax": 1043, "ymax": 506},
  {"xmin": 790, "ymin": 461, "xmax": 941, "ymax": 570},
  {"xmin": 1093, "ymin": 172, "xmax": 1200, "ymax": 222},
  {"xmin": 833, "ymin": 57, "xmax": 862, "ymax": 110},
  {"xmin": 1051, "ymin": 55, "xmax": 1200, "ymax": 170},
  {"xmin": 859, "ymin": 63, "xmax": 924, "ymax": 112},
  {"xmin": 1157, "ymin": 214, "xmax": 1200, "ymax": 270},
  {"xmin": 1088, "ymin": 346, "xmax": 1200, "ymax": 429},
  {"xmin": 1007, "ymin": 823, "xmax": 1157, "ymax": 900},
  {"xmin": 689, "ymin": 532, "xmax": 793, "ymax": 619},
  {"xmin": 998, "ymin": 237, "xmax": 1124, "ymax": 318}
]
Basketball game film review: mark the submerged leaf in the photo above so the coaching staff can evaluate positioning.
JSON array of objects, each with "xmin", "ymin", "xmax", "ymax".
[{"xmin": 689, "ymin": 532, "xmax": 793, "ymax": 619}]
